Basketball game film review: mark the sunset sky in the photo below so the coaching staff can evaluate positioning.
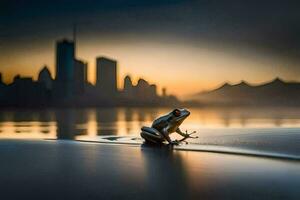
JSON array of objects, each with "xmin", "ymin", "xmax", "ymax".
[{"xmin": 1, "ymin": 0, "xmax": 300, "ymax": 97}]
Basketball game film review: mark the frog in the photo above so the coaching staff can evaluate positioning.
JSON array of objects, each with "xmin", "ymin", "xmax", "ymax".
[{"xmin": 140, "ymin": 108, "xmax": 197, "ymax": 145}]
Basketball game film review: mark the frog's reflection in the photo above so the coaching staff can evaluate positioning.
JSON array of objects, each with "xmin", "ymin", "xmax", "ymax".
[{"xmin": 140, "ymin": 144, "xmax": 189, "ymax": 199}]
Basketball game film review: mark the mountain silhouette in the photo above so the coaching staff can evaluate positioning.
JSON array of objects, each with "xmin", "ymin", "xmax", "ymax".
[{"xmin": 191, "ymin": 78, "xmax": 300, "ymax": 106}]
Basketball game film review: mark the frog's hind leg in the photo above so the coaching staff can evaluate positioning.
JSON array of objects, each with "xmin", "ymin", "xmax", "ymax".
[
  {"xmin": 141, "ymin": 131, "xmax": 164, "ymax": 144},
  {"xmin": 140, "ymin": 127, "xmax": 164, "ymax": 144}
]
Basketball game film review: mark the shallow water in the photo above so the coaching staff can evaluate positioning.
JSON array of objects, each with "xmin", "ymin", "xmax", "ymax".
[
  {"xmin": 1, "ymin": 139, "xmax": 299, "ymax": 200},
  {"xmin": 0, "ymin": 107, "xmax": 299, "ymax": 159}
]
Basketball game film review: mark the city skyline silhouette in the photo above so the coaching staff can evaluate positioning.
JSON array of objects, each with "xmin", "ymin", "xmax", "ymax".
[
  {"xmin": 0, "ymin": 36, "xmax": 178, "ymax": 107},
  {"xmin": 2, "ymin": 1, "xmax": 300, "ymax": 96}
]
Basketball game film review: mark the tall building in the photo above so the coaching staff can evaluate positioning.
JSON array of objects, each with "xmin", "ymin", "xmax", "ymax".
[
  {"xmin": 55, "ymin": 39, "xmax": 75, "ymax": 98},
  {"xmin": 0, "ymin": 72, "xmax": 5, "ymax": 99},
  {"xmin": 123, "ymin": 75, "xmax": 133, "ymax": 97},
  {"xmin": 74, "ymin": 59, "xmax": 87, "ymax": 95},
  {"xmin": 38, "ymin": 65, "xmax": 53, "ymax": 90},
  {"xmin": 149, "ymin": 84, "xmax": 157, "ymax": 98},
  {"xmin": 10, "ymin": 75, "xmax": 48, "ymax": 105},
  {"xmin": 162, "ymin": 87, "xmax": 167, "ymax": 97},
  {"xmin": 96, "ymin": 57, "xmax": 118, "ymax": 96},
  {"xmin": 136, "ymin": 78, "xmax": 149, "ymax": 100},
  {"xmin": 0, "ymin": 73, "xmax": 5, "ymax": 102}
]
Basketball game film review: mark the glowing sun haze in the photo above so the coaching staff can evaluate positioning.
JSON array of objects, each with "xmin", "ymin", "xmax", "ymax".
[
  {"xmin": 1, "ymin": 0, "xmax": 300, "ymax": 97},
  {"xmin": 1, "ymin": 35, "xmax": 298, "ymax": 97}
]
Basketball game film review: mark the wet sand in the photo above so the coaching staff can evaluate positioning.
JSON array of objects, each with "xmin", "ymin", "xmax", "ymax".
[{"xmin": 0, "ymin": 139, "xmax": 299, "ymax": 200}]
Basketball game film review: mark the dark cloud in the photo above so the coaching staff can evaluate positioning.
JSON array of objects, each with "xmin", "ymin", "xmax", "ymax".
[{"xmin": 1, "ymin": 0, "xmax": 300, "ymax": 61}]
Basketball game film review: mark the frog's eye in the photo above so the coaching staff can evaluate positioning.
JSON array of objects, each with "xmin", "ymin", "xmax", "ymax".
[{"xmin": 173, "ymin": 109, "xmax": 181, "ymax": 117}]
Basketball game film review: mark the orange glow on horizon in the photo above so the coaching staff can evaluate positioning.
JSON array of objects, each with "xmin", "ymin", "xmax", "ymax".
[{"xmin": 1, "ymin": 37, "xmax": 299, "ymax": 97}]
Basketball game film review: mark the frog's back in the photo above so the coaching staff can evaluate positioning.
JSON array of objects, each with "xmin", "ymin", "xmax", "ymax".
[{"xmin": 151, "ymin": 115, "xmax": 168, "ymax": 131}]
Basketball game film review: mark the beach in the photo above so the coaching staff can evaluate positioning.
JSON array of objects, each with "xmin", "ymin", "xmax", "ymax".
[{"xmin": 0, "ymin": 139, "xmax": 299, "ymax": 200}]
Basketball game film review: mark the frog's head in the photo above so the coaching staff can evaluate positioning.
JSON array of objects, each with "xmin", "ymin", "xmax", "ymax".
[{"xmin": 169, "ymin": 108, "xmax": 190, "ymax": 126}]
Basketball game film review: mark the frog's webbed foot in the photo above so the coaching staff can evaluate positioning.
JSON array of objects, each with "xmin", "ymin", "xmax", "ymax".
[
  {"xmin": 170, "ymin": 140, "xmax": 180, "ymax": 145},
  {"xmin": 185, "ymin": 130, "xmax": 198, "ymax": 139},
  {"xmin": 175, "ymin": 139, "xmax": 188, "ymax": 145}
]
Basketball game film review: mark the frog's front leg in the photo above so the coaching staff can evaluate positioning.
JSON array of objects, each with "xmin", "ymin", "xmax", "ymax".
[
  {"xmin": 161, "ymin": 127, "xmax": 178, "ymax": 145},
  {"xmin": 176, "ymin": 128, "xmax": 198, "ymax": 142},
  {"xmin": 176, "ymin": 128, "xmax": 188, "ymax": 137}
]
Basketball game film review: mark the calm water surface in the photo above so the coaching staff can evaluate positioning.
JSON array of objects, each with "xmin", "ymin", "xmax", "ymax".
[{"xmin": 0, "ymin": 107, "xmax": 299, "ymax": 158}]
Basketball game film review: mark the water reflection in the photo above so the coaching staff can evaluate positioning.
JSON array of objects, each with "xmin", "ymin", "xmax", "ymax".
[
  {"xmin": 140, "ymin": 145, "xmax": 188, "ymax": 199},
  {"xmin": 0, "ymin": 107, "xmax": 300, "ymax": 140},
  {"xmin": 56, "ymin": 109, "xmax": 76, "ymax": 139},
  {"xmin": 177, "ymin": 150, "xmax": 300, "ymax": 199}
]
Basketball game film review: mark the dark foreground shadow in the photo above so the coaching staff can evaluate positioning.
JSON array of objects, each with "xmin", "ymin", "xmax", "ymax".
[{"xmin": 140, "ymin": 143, "xmax": 189, "ymax": 199}]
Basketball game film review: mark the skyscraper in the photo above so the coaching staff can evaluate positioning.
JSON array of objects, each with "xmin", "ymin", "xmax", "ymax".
[
  {"xmin": 162, "ymin": 88, "xmax": 167, "ymax": 97},
  {"xmin": 123, "ymin": 75, "xmax": 133, "ymax": 97},
  {"xmin": 149, "ymin": 84, "xmax": 157, "ymax": 98},
  {"xmin": 38, "ymin": 65, "xmax": 53, "ymax": 90},
  {"xmin": 55, "ymin": 39, "xmax": 75, "ymax": 98},
  {"xmin": 74, "ymin": 59, "xmax": 87, "ymax": 95},
  {"xmin": 0, "ymin": 72, "xmax": 5, "ymax": 101},
  {"xmin": 96, "ymin": 57, "xmax": 118, "ymax": 96}
]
